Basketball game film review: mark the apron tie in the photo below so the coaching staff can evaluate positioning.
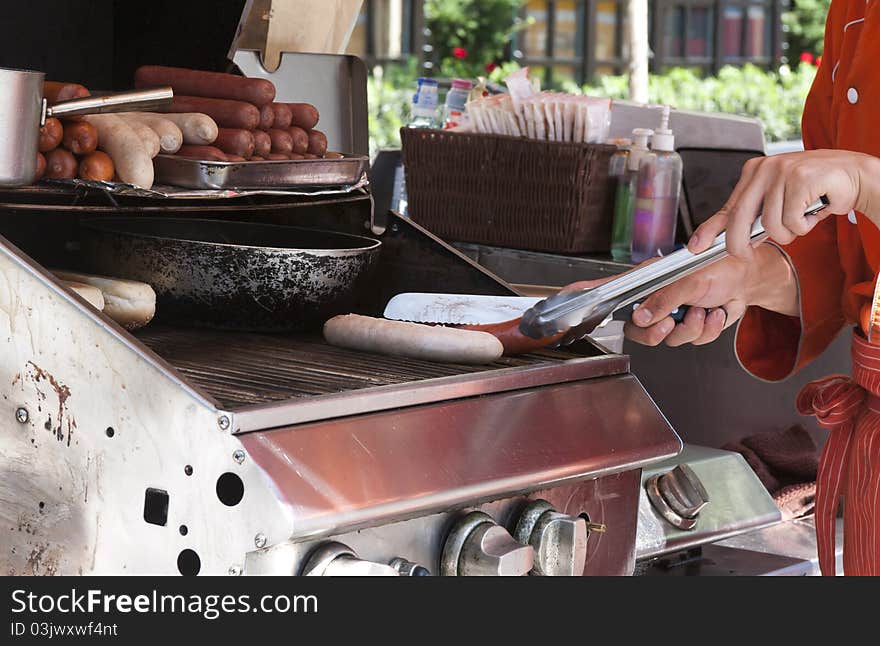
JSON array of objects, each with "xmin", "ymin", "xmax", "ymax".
[{"xmin": 797, "ymin": 375, "xmax": 866, "ymax": 576}]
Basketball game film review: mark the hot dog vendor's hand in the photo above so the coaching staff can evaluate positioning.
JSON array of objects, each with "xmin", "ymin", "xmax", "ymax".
[
  {"xmin": 622, "ymin": 243, "xmax": 798, "ymax": 348},
  {"xmin": 689, "ymin": 149, "xmax": 880, "ymax": 259}
]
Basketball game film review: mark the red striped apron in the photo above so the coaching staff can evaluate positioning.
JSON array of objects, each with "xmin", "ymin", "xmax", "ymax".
[{"xmin": 797, "ymin": 331, "xmax": 880, "ymax": 575}]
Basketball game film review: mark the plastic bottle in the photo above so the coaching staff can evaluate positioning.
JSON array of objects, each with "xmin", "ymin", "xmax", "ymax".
[
  {"xmin": 443, "ymin": 79, "xmax": 474, "ymax": 129},
  {"xmin": 393, "ymin": 78, "xmax": 440, "ymax": 216},
  {"xmin": 630, "ymin": 107, "xmax": 682, "ymax": 263},
  {"xmin": 610, "ymin": 129, "xmax": 652, "ymax": 262}
]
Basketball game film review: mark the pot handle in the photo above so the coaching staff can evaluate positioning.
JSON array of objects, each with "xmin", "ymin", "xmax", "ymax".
[{"xmin": 43, "ymin": 87, "xmax": 173, "ymax": 123}]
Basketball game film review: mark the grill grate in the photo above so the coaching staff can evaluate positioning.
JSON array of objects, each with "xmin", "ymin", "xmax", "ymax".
[{"xmin": 137, "ymin": 326, "xmax": 590, "ymax": 409}]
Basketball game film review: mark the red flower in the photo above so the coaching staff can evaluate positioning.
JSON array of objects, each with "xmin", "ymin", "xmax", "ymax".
[
  {"xmin": 815, "ymin": 55, "xmax": 822, "ymax": 67},
  {"xmin": 800, "ymin": 52, "xmax": 814, "ymax": 64},
  {"xmin": 453, "ymin": 47, "xmax": 468, "ymax": 60},
  {"xmin": 485, "ymin": 62, "xmax": 498, "ymax": 73}
]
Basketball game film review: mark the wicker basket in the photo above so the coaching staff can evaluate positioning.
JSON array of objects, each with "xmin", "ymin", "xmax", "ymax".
[{"xmin": 400, "ymin": 128, "xmax": 617, "ymax": 254}]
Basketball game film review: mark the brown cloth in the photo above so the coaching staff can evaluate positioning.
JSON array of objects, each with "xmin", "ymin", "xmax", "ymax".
[{"xmin": 722, "ymin": 425, "xmax": 819, "ymax": 494}]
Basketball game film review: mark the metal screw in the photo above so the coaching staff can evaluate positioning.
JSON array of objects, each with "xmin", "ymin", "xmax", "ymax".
[
  {"xmin": 15, "ymin": 408, "xmax": 29, "ymax": 424},
  {"xmin": 390, "ymin": 223, "xmax": 400, "ymax": 233},
  {"xmin": 254, "ymin": 533, "xmax": 267, "ymax": 549},
  {"xmin": 217, "ymin": 415, "xmax": 231, "ymax": 431},
  {"xmin": 233, "ymin": 450, "xmax": 246, "ymax": 464},
  {"xmin": 228, "ymin": 565, "xmax": 242, "ymax": 576}
]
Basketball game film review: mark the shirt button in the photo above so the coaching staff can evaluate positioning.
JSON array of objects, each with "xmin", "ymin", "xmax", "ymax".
[
  {"xmin": 848, "ymin": 87, "xmax": 859, "ymax": 104},
  {"xmin": 849, "ymin": 210, "xmax": 858, "ymax": 224}
]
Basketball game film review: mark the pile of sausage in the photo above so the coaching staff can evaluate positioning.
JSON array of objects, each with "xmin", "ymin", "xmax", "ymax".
[
  {"xmin": 134, "ymin": 66, "xmax": 330, "ymax": 163},
  {"xmin": 37, "ymin": 80, "xmax": 217, "ymax": 189}
]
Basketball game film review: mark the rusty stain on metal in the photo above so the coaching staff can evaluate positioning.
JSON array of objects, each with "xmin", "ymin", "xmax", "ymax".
[{"xmin": 25, "ymin": 362, "xmax": 74, "ymax": 446}]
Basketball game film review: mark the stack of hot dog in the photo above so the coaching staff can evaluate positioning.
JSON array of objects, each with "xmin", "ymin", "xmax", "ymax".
[
  {"xmin": 134, "ymin": 66, "xmax": 330, "ymax": 163},
  {"xmin": 36, "ymin": 80, "xmax": 214, "ymax": 190}
]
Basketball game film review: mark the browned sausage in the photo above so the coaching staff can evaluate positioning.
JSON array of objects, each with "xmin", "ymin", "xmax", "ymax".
[
  {"xmin": 252, "ymin": 130, "xmax": 271, "ymax": 157},
  {"xmin": 287, "ymin": 126, "xmax": 309, "ymax": 154},
  {"xmin": 306, "ymin": 129, "xmax": 328, "ymax": 156},
  {"xmin": 249, "ymin": 155, "xmax": 265, "ymax": 161},
  {"xmin": 61, "ymin": 121, "xmax": 98, "ymax": 155},
  {"xmin": 213, "ymin": 128, "xmax": 255, "ymax": 158},
  {"xmin": 78, "ymin": 151, "xmax": 115, "ymax": 182},
  {"xmin": 266, "ymin": 153, "xmax": 290, "ymax": 161},
  {"xmin": 301, "ymin": 153, "xmax": 318, "ymax": 159},
  {"xmin": 288, "ymin": 153, "xmax": 306, "ymax": 160},
  {"xmin": 165, "ymin": 96, "xmax": 260, "ymax": 130},
  {"xmin": 43, "ymin": 81, "xmax": 90, "ymax": 103},
  {"xmin": 38, "ymin": 118, "xmax": 64, "ymax": 152},
  {"xmin": 44, "ymin": 148, "xmax": 78, "ymax": 179},
  {"xmin": 258, "ymin": 104, "xmax": 275, "ymax": 130},
  {"xmin": 225, "ymin": 154, "xmax": 245, "ymax": 162},
  {"xmin": 35, "ymin": 152, "xmax": 46, "ymax": 180},
  {"xmin": 464, "ymin": 319, "xmax": 563, "ymax": 356},
  {"xmin": 266, "ymin": 128, "xmax": 293, "ymax": 154},
  {"xmin": 324, "ymin": 151, "xmax": 345, "ymax": 160},
  {"xmin": 288, "ymin": 103, "xmax": 319, "ymax": 129},
  {"xmin": 271, "ymin": 103, "xmax": 292, "ymax": 129},
  {"xmin": 175, "ymin": 145, "xmax": 229, "ymax": 162},
  {"xmin": 134, "ymin": 65, "xmax": 275, "ymax": 106}
]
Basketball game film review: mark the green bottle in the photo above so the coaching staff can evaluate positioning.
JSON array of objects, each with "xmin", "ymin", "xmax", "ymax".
[{"xmin": 611, "ymin": 128, "xmax": 653, "ymax": 263}]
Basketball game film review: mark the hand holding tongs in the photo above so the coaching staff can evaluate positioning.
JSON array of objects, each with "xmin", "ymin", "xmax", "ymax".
[{"xmin": 519, "ymin": 197, "xmax": 831, "ymax": 344}]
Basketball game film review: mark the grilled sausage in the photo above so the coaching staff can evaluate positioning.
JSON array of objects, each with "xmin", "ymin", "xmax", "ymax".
[
  {"xmin": 175, "ymin": 145, "xmax": 228, "ymax": 161},
  {"xmin": 270, "ymin": 103, "xmax": 292, "ymax": 129},
  {"xmin": 141, "ymin": 112, "xmax": 218, "ymax": 145},
  {"xmin": 266, "ymin": 128, "xmax": 293, "ymax": 154},
  {"xmin": 213, "ymin": 128, "xmax": 255, "ymax": 158},
  {"xmin": 44, "ymin": 148, "xmax": 78, "ymax": 179},
  {"xmin": 134, "ymin": 65, "xmax": 275, "ymax": 106},
  {"xmin": 258, "ymin": 104, "xmax": 275, "ymax": 130},
  {"xmin": 266, "ymin": 153, "xmax": 290, "ymax": 160},
  {"xmin": 61, "ymin": 121, "xmax": 98, "ymax": 155},
  {"xmin": 82, "ymin": 114, "xmax": 154, "ymax": 189},
  {"xmin": 252, "ymin": 129, "xmax": 272, "ymax": 157},
  {"xmin": 165, "ymin": 96, "xmax": 260, "ymax": 130},
  {"xmin": 324, "ymin": 315, "xmax": 504, "ymax": 364},
  {"xmin": 116, "ymin": 113, "xmax": 183, "ymax": 154},
  {"xmin": 38, "ymin": 118, "xmax": 64, "ymax": 152},
  {"xmin": 464, "ymin": 318, "xmax": 564, "ymax": 356},
  {"xmin": 287, "ymin": 126, "xmax": 309, "ymax": 154},
  {"xmin": 288, "ymin": 103, "xmax": 319, "ymax": 130},
  {"xmin": 35, "ymin": 152, "xmax": 46, "ymax": 180},
  {"xmin": 43, "ymin": 81, "xmax": 90, "ymax": 103},
  {"xmin": 125, "ymin": 120, "xmax": 161, "ymax": 158},
  {"xmin": 306, "ymin": 129, "xmax": 328, "ymax": 156},
  {"xmin": 78, "ymin": 151, "xmax": 115, "ymax": 182}
]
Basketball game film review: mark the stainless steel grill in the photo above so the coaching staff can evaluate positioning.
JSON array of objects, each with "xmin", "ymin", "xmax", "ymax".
[{"xmin": 137, "ymin": 326, "xmax": 589, "ymax": 408}]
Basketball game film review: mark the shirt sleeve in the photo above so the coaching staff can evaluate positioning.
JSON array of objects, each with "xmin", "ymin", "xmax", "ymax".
[
  {"xmin": 735, "ymin": 219, "xmax": 847, "ymax": 382},
  {"xmin": 734, "ymin": 6, "xmax": 846, "ymax": 382}
]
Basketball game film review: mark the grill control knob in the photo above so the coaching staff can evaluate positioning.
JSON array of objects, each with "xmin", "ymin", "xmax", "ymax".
[
  {"xmin": 646, "ymin": 464, "xmax": 710, "ymax": 531},
  {"xmin": 514, "ymin": 500, "xmax": 592, "ymax": 576},
  {"xmin": 302, "ymin": 542, "xmax": 400, "ymax": 577},
  {"xmin": 441, "ymin": 511, "xmax": 534, "ymax": 576}
]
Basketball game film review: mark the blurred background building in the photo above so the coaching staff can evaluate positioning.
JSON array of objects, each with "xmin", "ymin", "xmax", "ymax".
[{"xmin": 347, "ymin": 0, "xmax": 783, "ymax": 86}]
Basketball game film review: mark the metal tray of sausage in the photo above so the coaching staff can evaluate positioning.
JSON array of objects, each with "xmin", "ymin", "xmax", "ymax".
[{"xmin": 152, "ymin": 153, "xmax": 370, "ymax": 190}]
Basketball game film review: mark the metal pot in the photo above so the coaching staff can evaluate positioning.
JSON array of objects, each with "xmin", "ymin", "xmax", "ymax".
[
  {"xmin": 0, "ymin": 67, "xmax": 172, "ymax": 186},
  {"xmin": 80, "ymin": 217, "xmax": 381, "ymax": 331}
]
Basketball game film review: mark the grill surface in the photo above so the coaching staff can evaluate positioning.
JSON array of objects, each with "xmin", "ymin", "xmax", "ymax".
[{"xmin": 137, "ymin": 326, "xmax": 593, "ymax": 409}]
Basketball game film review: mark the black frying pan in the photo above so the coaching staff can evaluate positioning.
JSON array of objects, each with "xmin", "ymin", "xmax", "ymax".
[{"xmin": 80, "ymin": 217, "xmax": 381, "ymax": 331}]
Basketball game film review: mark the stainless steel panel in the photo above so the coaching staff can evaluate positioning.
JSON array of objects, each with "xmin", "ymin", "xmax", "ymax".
[
  {"xmin": 239, "ymin": 376, "xmax": 682, "ymax": 540},
  {"xmin": 0, "ymin": 234, "xmax": 294, "ymax": 575},
  {"xmin": 152, "ymin": 154, "xmax": 369, "ymax": 190},
  {"xmin": 636, "ymin": 446, "xmax": 781, "ymax": 560},
  {"xmin": 232, "ymin": 51, "xmax": 369, "ymax": 157},
  {"xmin": 245, "ymin": 472, "xmax": 644, "ymax": 576}
]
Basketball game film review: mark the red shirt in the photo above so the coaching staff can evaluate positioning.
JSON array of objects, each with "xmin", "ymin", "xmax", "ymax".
[{"xmin": 735, "ymin": 0, "xmax": 878, "ymax": 380}]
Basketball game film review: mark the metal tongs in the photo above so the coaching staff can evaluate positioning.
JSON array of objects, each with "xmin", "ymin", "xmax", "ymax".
[{"xmin": 520, "ymin": 197, "xmax": 830, "ymax": 344}]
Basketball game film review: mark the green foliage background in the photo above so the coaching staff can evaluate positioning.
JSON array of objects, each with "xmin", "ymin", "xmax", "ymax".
[{"xmin": 783, "ymin": 0, "xmax": 831, "ymax": 59}]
